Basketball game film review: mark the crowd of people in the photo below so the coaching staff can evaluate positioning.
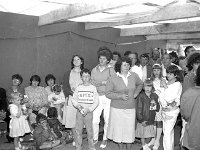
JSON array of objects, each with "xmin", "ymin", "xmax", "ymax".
[{"xmin": 0, "ymin": 45, "xmax": 200, "ymax": 150}]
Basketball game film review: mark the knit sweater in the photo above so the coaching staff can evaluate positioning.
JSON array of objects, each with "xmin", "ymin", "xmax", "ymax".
[
  {"xmin": 91, "ymin": 65, "xmax": 115, "ymax": 96},
  {"xmin": 105, "ymin": 72, "xmax": 143, "ymax": 109}
]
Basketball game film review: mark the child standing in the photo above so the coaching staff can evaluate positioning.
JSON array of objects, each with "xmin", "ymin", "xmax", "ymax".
[
  {"xmin": 136, "ymin": 79, "xmax": 160, "ymax": 150},
  {"xmin": 150, "ymin": 64, "xmax": 165, "ymax": 150},
  {"xmin": 48, "ymin": 84, "xmax": 65, "ymax": 122},
  {"xmin": 72, "ymin": 68, "xmax": 99, "ymax": 150},
  {"xmin": 159, "ymin": 65, "xmax": 182, "ymax": 150},
  {"xmin": 9, "ymin": 92, "xmax": 31, "ymax": 150}
]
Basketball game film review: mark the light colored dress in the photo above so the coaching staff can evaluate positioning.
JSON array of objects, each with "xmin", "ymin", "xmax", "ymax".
[
  {"xmin": 9, "ymin": 104, "xmax": 31, "ymax": 137},
  {"xmin": 62, "ymin": 69, "xmax": 82, "ymax": 128}
]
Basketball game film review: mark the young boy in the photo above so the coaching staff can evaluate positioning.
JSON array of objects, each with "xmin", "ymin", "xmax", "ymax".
[{"xmin": 72, "ymin": 68, "xmax": 99, "ymax": 150}]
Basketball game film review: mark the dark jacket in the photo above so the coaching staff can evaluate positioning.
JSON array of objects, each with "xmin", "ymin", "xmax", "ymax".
[
  {"xmin": 33, "ymin": 124, "xmax": 52, "ymax": 146},
  {"xmin": 47, "ymin": 118, "xmax": 62, "ymax": 138},
  {"xmin": 136, "ymin": 91, "xmax": 159, "ymax": 125},
  {"xmin": 62, "ymin": 70, "xmax": 73, "ymax": 98}
]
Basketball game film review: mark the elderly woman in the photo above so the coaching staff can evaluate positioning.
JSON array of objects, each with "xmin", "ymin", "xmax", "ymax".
[
  {"xmin": 106, "ymin": 57, "xmax": 143, "ymax": 150},
  {"xmin": 25, "ymin": 75, "xmax": 48, "ymax": 125}
]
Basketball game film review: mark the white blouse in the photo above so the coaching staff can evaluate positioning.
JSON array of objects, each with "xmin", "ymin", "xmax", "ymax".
[{"xmin": 159, "ymin": 81, "xmax": 182, "ymax": 108}]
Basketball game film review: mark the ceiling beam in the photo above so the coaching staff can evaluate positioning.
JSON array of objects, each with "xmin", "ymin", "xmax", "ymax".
[
  {"xmin": 120, "ymin": 20, "xmax": 200, "ymax": 36},
  {"xmin": 38, "ymin": 2, "xmax": 137, "ymax": 26},
  {"xmin": 146, "ymin": 32, "xmax": 200, "ymax": 40},
  {"xmin": 85, "ymin": 2, "xmax": 200, "ymax": 30}
]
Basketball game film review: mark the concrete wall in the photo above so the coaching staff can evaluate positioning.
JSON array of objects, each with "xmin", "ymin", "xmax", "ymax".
[{"xmin": 0, "ymin": 12, "xmax": 166, "ymax": 89}]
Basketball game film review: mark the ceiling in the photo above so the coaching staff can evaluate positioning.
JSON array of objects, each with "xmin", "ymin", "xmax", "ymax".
[{"xmin": 1, "ymin": 0, "xmax": 200, "ymax": 41}]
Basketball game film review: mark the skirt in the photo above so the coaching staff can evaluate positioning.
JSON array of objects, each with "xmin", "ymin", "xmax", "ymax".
[
  {"xmin": 135, "ymin": 123, "xmax": 155, "ymax": 138},
  {"xmin": 9, "ymin": 115, "xmax": 31, "ymax": 137},
  {"xmin": 62, "ymin": 96, "xmax": 77, "ymax": 128},
  {"xmin": 107, "ymin": 107, "xmax": 136, "ymax": 143}
]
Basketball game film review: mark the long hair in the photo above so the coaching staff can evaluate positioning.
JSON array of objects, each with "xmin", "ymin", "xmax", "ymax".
[{"xmin": 150, "ymin": 64, "xmax": 163, "ymax": 81}]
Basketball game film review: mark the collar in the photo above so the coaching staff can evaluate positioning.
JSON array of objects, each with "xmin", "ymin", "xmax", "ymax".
[{"xmin": 116, "ymin": 71, "xmax": 131, "ymax": 78}]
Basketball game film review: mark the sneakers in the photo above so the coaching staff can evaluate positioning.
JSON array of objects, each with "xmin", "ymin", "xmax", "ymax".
[
  {"xmin": 72, "ymin": 141, "xmax": 76, "ymax": 146},
  {"xmin": 142, "ymin": 144, "xmax": 151, "ymax": 150},
  {"xmin": 100, "ymin": 140, "xmax": 107, "ymax": 148},
  {"xmin": 147, "ymin": 138, "xmax": 155, "ymax": 146},
  {"xmin": 93, "ymin": 139, "xmax": 98, "ymax": 145}
]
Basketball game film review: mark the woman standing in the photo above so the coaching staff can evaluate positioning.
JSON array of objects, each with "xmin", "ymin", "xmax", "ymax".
[
  {"xmin": 106, "ymin": 57, "xmax": 143, "ymax": 150},
  {"xmin": 159, "ymin": 65, "xmax": 182, "ymax": 150},
  {"xmin": 62, "ymin": 55, "xmax": 84, "ymax": 146},
  {"xmin": 91, "ymin": 47, "xmax": 115, "ymax": 148},
  {"xmin": 25, "ymin": 75, "xmax": 48, "ymax": 125}
]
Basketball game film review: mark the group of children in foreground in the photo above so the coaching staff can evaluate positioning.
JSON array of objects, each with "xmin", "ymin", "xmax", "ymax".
[{"xmin": 8, "ymin": 63, "xmax": 182, "ymax": 150}]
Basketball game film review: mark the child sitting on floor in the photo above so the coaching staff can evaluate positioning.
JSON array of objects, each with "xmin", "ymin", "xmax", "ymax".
[{"xmin": 33, "ymin": 113, "xmax": 60, "ymax": 149}]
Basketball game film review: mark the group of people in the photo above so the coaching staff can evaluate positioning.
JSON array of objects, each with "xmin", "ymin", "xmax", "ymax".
[{"xmin": 1, "ymin": 45, "xmax": 200, "ymax": 150}]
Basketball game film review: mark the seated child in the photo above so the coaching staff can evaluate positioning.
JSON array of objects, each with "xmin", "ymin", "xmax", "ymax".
[
  {"xmin": 72, "ymin": 68, "xmax": 99, "ymax": 150},
  {"xmin": 48, "ymin": 84, "xmax": 65, "ymax": 122},
  {"xmin": 33, "ymin": 113, "xmax": 59, "ymax": 148},
  {"xmin": 47, "ymin": 107, "xmax": 63, "ymax": 139}
]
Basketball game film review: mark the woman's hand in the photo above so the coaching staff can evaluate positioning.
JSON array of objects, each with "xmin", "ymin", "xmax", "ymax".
[{"xmin": 121, "ymin": 94, "xmax": 128, "ymax": 101}]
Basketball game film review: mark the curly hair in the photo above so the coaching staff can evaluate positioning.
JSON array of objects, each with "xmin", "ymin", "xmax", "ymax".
[
  {"xmin": 47, "ymin": 107, "xmax": 58, "ymax": 119},
  {"xmin": 12, "ymin": 74, "xmax": 23, "ymax": 85},
  {"xmin": 97, "ymin": 46, "xmax": 113, "ymax": 62},
  {"xmin": 36, "ymin": 113, "xmax": 47, "ymax": 124},
  {"xmin": 187, "ymin": 52, "xmax": 200, "ymax": 71},
  {"xmin": 195, "ymin": 65, "xmax": 200, "ymax": 86},
  {"xmin": 45, "ymin": 74, "xmax": 56, "ymax": 85},
  {"xmin": 114, "ymin": 57, "xmax": 132, "ymax": 73}
]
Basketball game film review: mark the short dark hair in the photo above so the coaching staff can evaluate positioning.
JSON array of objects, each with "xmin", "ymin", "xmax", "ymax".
[
  {"xmin": 195, "ymin": 65, "xmax": 200, "ymax": 86},
  {"xmin": 113, "ymin": 51, "xmax": 121, "ymax": 58},
  {"xmin": 36, "ymin": 113, "xmax": 47, "ymax": 124},
  {"xmin": 187, "ymin": 52, "xmax": 200, "ymax": 71},
  {"xmin": 12, "ymin": 74, "xmax": 23, "ymax": 85},
  {"xmin": 129, "ymin": 52, "xmax": 140, "ymax": 66},
  {"xmin": 45, "ymin": 74, "xmax": 56, "ymax": 85},
  {"xmin": 30, "ymin": 75, "xmax": 41, "ymax": 85},
  {"xmin": 80, "ymin": 68, "xmax": 91, "ymax": 76},
  {"xmin": 71, "ymin": 55, "xmax": 84, "ymax": 70},
  {"xmin": 124, "ymin": 51, "xmax": 132, "ymax": 57},
  {"xmin": 166, "ymin": 65, "xmax": 183, "ymax": 82},
  {"xmin": 47, "ymin": 107, "xmax": 58, "ymax": 118},
  {"xmin": 140, "ymin": 53, "xmax": 149, "ymax": 60},
  {"xmin": 114, "ymin": 57, "xmax": 132, "ymax": 73},
  {"xmin": 178, "ymin": 56, "xmax": 186, "ymax": 60},
  {"xmin": 52, "ymin": 84, "xmax": 62, "ymax": 93},
  {"xmin": 97, "ymin": 46, "xmax": 113, "ymax": 62},
  {"xmin": 184, "ymin": 46, "xmax": 194, "ymax": 57}
]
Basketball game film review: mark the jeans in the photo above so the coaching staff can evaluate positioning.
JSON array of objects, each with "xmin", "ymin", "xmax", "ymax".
[
  {"xmin": 75, "ymin": 111, "xmax": 95, "ymax": 150},
  {"xmin": 93, "ymin": 95, "xmax": 111, "ymax": 141}
]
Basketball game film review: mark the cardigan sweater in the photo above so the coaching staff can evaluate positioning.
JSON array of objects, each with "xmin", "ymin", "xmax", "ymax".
[
  {"xmin": 105, "ymin": 72, "xmax": 143, "ymax": 109},
  {"xmin": 91, "ymin": 65, "xmax": 116, "ymax": 96}
]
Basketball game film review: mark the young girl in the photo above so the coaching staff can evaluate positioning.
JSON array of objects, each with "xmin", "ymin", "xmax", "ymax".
[
  {"xmin": 159, "ymin": 65, "xmax": 182, "ymax": 150},
  {"xmin": 149, "ymin": 64, "xmax": 165, "ymax": 150},
  {"xmin": 9, "ymin": 92, "xmax": 31, "ymax": 150},
  {"xmin": 48, "ymin": 84, "xmax": 65, "ymax": 122},
  {"xmin": 136, "ymin": 79, "xmax": 160, "ymax": 150}
]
